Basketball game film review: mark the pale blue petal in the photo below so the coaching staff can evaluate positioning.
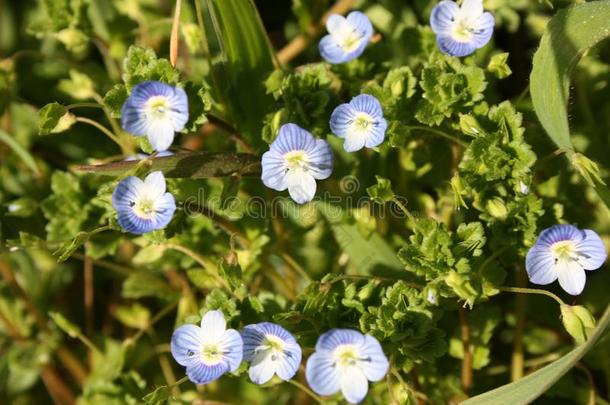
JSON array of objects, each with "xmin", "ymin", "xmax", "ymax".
[
  {"xmin": 116, "ymin": 210, "xmax": 153, "ymax": 234},
  {"xmin": 437, "ymin": 35, "xmax": 477, "ymax": 57},
  {"xmin": 275, "ymin": 341, "xmax": 302, "ymax": 381},
  {"xmin": 536, "ymin": 224, "xmax": 584, "ymax": 247},
  {"xmin": 271, "ymin": 124, "xmax": 316, "ymax": 154},
  {"xmin": 329, "ymin": 103, "xmax": 357, "ymax": 138},
  {"xmin": 144, "ymin": 171, "xmax": 167, "ymax": 196},
  {"xmin": 248, "ymin": 354, "xmax": 276, "ymax": 384},
  {"xmin": 167, "ymin": 86, "xmax": 189, "ymax": 131},
  {"xmin": 171, "ymin": 324, "xmax": 204, "ymax": 367},
  {"xmin": 112, "ymin": 176, "xmax": 143, "ymax": 211},
  {"xmin": 346, "ymin": 11, "xmax": 373, "ymax": 41},
  {"xmin": 350, "ymin": 94, "xmax": 384, "ymax": 119},
  {"xmin": 343, "ymin": 133, "xmax": 367, "ymax": 152},
  {"xmin": 576, "ymin": 230, "xmax": 607, "ymax": 270},
  {"xmin": 357, "ymin": 335, "xmax": 389, "ymax": 382},
  {"xmin": 306, "ymin": 351, "xmax": 340, "ymax": 396},
  {"xmin": 364, "ymin": 119, "xmax": 387, "ymax": 148},
  {"xmin": 556, "ymin": 260, "xmax": 586, "ymax": 296},
  {"xmin": 470, "ymin": 12, "xmax": 495, "ymax": 49},
  {"xmin": 315, "ymin": 329, "xmax": 364, "ymax": 351},
  {"xmin": 147, "ymin": 118, "xmax": 175, "ymax": 152},
  {"xmin": 307, "ymin": 139, "xmax": 334, "ymax": 180},
  {"xmin": 221, "ymin": 329, "xmax": 243, "ymax": 372},
  {"xmin": 241, "ymin": 325, "xmax": 266, "ymax": 361},
  {"xmin": 430, "ymin": 1, "xmax": 460, "ymax": 35},
  {"xmin": 319, "ymin": 35, "xmax": 349, "ymax": 64},
  {"xmin": 151, "ymin": 193, "xmax": 176, "ymax": 229},
  {"xmin": 186, "ymin": 362, "xmax": 227, "ymax": 385},
  {"xmin": 340, "ymin": 366, "xmax": 369, "ymax": 404},
  {"xmin": 261, "ymin": 150, "xmax": 288, "ymax": 191},
  {"xmin": 525, "ymin": 246, "xmax": 557, "ymax": 285}
]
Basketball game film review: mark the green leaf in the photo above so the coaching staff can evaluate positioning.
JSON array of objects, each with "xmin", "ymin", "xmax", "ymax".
[
  {"xmin": 49, "ymin": 311, "xmax": 81, "ymax": 338},
  {"xmin": 38, "ymin": 103, "xmax": 75, "ymax": 135},
  {"xmin": 0, "ymin": 129, "xmax": 39, "ymax": 175},
  {"xmin": 530, "ymin": 1, "xmax": 610, "ymax": 151},
  {"xmin": 58, "ymin": 69, "xmax": 96, "ymax": 100},
  {"xmin": 317, "ymin": 202, "xmax": 403, "ymax": 275},
  {"xmin": 200, "ymin": 0, "xmax": 276, "ymax": 148},
  {"xmin": 122, "ymin": 46, "xmax": 180, "ymax": 90},
  {"xmin": 366, "ymin": 176, "xmax": 395, "ymax": 203},
  {"xmin": 463, "ymin": 302, "xmax": 610, "ymax": 404},
  {"xmin": 73, "ymin": 152, "xmax": 260, "ymax": 178}
]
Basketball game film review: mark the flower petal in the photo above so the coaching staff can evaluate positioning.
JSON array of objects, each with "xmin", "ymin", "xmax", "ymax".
[
  {"xmin": 112, "ymin": 176, "xmax": 144, "ymax": 210},
  {"xmin": 287, "ymin": 170, "xmax": 317, "ymax": 204},
  {"xmin": 200, "ymin": 310, "xmax": 227, "ymax": 342},
  {"xmin": 248, "ymin": 350, "xmax": 276, "ymax": 385},
  {"xmin": 275, "ymin": 341, "xmax": 302, "ymax": 381},
  {"xmin": 349, "ymin": 94, "xmax": 384, "ymax": 119},
  {"xmin": 576, "ymin": 230, "xmax": 607, "ymax": 270},
  {"xmin": 470, "ymin": 12, "xmax": 495, "ymax": 49},
  {"xmin": 525, "ymin": 246, "xmax": 558, "ymax": 285},
  {"xmin": 460, "ymin": 0, "xmax": 484, "ymax": 19},
  {"xmin": 261, "ymin": 150, "xmax": 288, "ymax": 191},
  {"xmin": 151, "ymin": 193, "xmax": 176, "ymax": 229},
  {"xmin": 116, "ymin": 210, "xmax": 153, "ymax": 234},
  {"xmin": 306, "ymin": 351, "xmax": 340, "ymax": 396},
  {"xmin": 315, "ymin": 329, "xmax": 364, "ymax": 352},
  {"xmin": 557, "ymin": 260, "xmax": 586, "ymax": 296},
  {"xmin": 326, "ymin": 14, "xmax": 350, "ymax": 37},
  {"xmin": 171, "ymin": 324, "xmax": 204, "ymax": 367},
  {"xmin": 437, "ymin": 35, "xmax": 477, "ymax": 57},
  {"xmin": 346, "ymin": 11, "xmax": 373, "ymax": 41},
  {"xmin": 430, "ymin": 1, "xmax": 460, "ymax": 35},
  {"xmin": 272, "ymin": 124, "xmax": 315, "ymax": 154},
  {"xmin": 147, "ymin": 118, "xmax": 175, "ymax": 152},
  {"xmin": 186, "ymin": 362, "xmax": 227, "ymax": 385},
  {"xmin": 144, "ymin": 171, "xmax": 167, "ymax": 197},
  {"xmin": 319, "ymin": 35, "xmax": 349, "ymax": 64},
  {"xmin": 357, "ymin": 335, "xmax": 389, "ymax": 382},
  {"xmin": 339, "ymin": 366, "xmax": 369, "ymax": 404},
  {"xmin": 221, "ymin": 329, "xmax": 243, "ymax": 372},
  {"xmin": 343, "ymin": 132, "xmax": 367, "ymax": 152},
  {"xmin": 330, "ymin": 103, "xmax": 357, "ymax": 138},
  {"xmin": 307, "ymin": 139, "xmax": 334, "ymax": 180},
  {"xmin": 536, "ymin": 224, "xmax": 584, "ymax": 247}
]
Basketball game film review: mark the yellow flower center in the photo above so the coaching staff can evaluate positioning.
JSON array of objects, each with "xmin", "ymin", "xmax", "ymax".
[
  {"xmin": 333, "ymin": 344, "xmax": 361, "ymax": 368},
  {"xmin": 133, "ymin": 198, "xmax": 156, "ymax": 219},
  {"xmin": 452, "ymin": 20, "xmax": 475, "ymax": 42},
  {"xmin": 551, "ymin": 240, "xmax": 577, "ymax": 262},
  {"xmin": 284, "ymin": 150, "xmax": 309, "ymax": 171},
  {"xmin": 201, "ymin": 343, "xmax": 223, "ymax": 365},
  {"xmin": 354, "ymin": 113, "xmax": 374, "ymax": 131},
  {"xmin": 341, "ymin": 31, "xmax": 363, "ymax": 52},
  {"xmin": 146, "ymin": 96, "xmax": 170, "ymax": 119}
]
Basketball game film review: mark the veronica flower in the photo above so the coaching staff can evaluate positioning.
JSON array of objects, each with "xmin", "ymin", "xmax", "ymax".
[
  {"xmin": 111, "ymin": 171, "xmax": 176, "ymax": 234},
  {"xmin": 319, "ymin": 11, "xmax": 373, "ymax": 64},
  {"xmin": 121, "ymin": 81, "xmax": 189, "ymax": 152},
  {"xmin": 329, "ymin": 94, "xmax": 387, "ymax": 152},
  {"xmin": 170, "ymin": 310, "xmax": 243, "ymax": 385},
  {"xmin": 430, "ymin": 0, "xmax": 495, "ymax": 57},
  {"xmin": 241, "ymin": 322, "xmax": 302, "ymax": 384},
  {"xmin": 306, "ymin": 329, "xmax": 389, "ymax": 404},
  {"xmin": 261, "ymin": 124, "xmax": 333, "ymax": 204},
  {"xmin": 526, "ymin": 225, "xmax": 607, "ymax": 295}
]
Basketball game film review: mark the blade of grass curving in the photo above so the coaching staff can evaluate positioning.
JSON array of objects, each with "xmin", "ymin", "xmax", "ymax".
[
  {"xmin": 463, "ymin": 301, "xmax": 610, "ymax": 404},
  {"xmin": 0, "ymin": 129, "xmax": 40, "ymax": 175},
  {"xmin": 199, "ymin": 0, "xmax": 276, "ymax": 150},
  {"xmin": 73, "ymin": 152, "xmax": 260, "ymax": 178}
]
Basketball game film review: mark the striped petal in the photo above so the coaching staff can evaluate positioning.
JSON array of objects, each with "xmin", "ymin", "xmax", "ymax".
[
  {"xmin": 147, "ymin": 118, "xmax": 175, "ymax": 152},
  {"xmin": 112, "ymin": 176, "xmax": 144, "ymax": 211},
  {"xmin": 315, "ymin": 329, "xmax": 364, "ymax": 351},
  {"xmin": 307, "ymin": 139, "xmax": 334, "ymax": 180},
  {"xmin": 171, "ymin": 324, "xmax": 204, "ymax": 367},
  {"xmin": 286, "ymin": 170, "xmax": 317, "ymax": 204},
  {"xmin": 537, "ymin": 224, "xmax": 584, "ymax": 247},
  {"xmin": 221, "ymin": 329, "xmax": 244, "ymax": 372},
  {"xmin": 357, "ymin": 335, "xmax": 389, "ymax": 382},
  {"xmin": 200, "ymin": 310, "xmax": 227, "ymax": 343},
  {"xmin": 430, "ymin": 1, "xmax": 460, "ymax": 35},
  {"xmin": 271, "ymin": 124, "xmax": 316, "ymax": 154},
  {"xmin": 556, "ymin": 260, "xmax": 586, "ymax": 296},
  {"xmin": 261, "ymin": 150, "xmax": 288, "ymax": 191},
  {"xmin": 525, "ymin": 246, "xmax": 558, "ymax": 285},
  {"xmin": 576, "ymin": 230, "xmax": 607, "ymax": 270},
  {"xmin": 306, "ymin": 351, "xmax": 340, "ymax": 396},
  {"xmin": 186, "ymin": 362, "xmax": 228, "ymax": 385},
  {"xmin": 339, "ymin": 366, "xmax": 369, "ymax": 404}
]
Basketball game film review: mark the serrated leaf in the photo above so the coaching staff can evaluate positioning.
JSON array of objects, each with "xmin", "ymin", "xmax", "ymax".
[{"xmin": 38, "ymin": 103, "xmax": 75, "ymax": 135}]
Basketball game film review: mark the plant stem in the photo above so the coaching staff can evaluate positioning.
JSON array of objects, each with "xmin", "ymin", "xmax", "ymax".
[
  {"xmin": 170, "ymin": 0, "xmax": 183, "ymax": 67},
  {"xmin": 404, "ymin": 125, "xmax": 469, "ymax": 147},
  {"xmin": 459, "ymin": 307, "xmax": 473, "ymax": 393},
  {"xmin": 127, "ymin": 300, "xmax": 179, "ymax": 345},
  {"xmin": 511, "ymin": 269, "xmax": 527, "ymax": 381},
  {"xmin": 286, "ymin": 379, "xmax": 323, "ymax": 404},
  {"xmin": 75, "ymin": 116, "xmax": 125, "ymax": 152},
  {"xmin": 84, "ymin": 253, "xmax": 94, "ymax": 366},
  {"xmin": 207, "ymin": 114, "xmax": 254, "ymax": 153},
  {"xmin": 498, "ymin": 286, "xmax": 566, "ymax": 306},
  {"xmin": 164, "ymin": 243, "xmax": 231, "ymax": 290}
]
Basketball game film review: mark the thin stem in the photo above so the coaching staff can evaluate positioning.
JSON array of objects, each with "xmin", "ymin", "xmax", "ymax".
[
  {"xmin": 405, "ymin": 125, "xmax": 469, "ymax": 147},
  {"xmin": 127, "ymin": 300, "xmax": 179, "ymax": 345},
  {"xmin": 164, "ymin": 243, "xmax": 231, "ymax": 290},
  {"xmin": 286, "ymin": 379, "xmax": 323, "ymax": 404},
  {"xmin": 92, "ymin": 93, "xmax": 125, "ymax": 144},
  {"xmin": 392, "ymin": 196, "xmax": 416, "ymax": 222},
  {"xmin": 458, "ymin": 307, "xmax": 473, "ymax": 393},
  {"xmin": 67, "ymin": 102, "xmax": 105, "ymax": 110},
  {"xmin": 499, "ymin": 286, "xmax": 566, "ymax": 306},
  {"xmin": 207, "ymin": 114, "xmax": 254, "ymax": 153},
  {"xmin": 84, "ymin": 253, "xmax": 94, "ymax": 366},
  {"xmin": 511, "ymin": 269, "xmax": 527, "ymax": 381},
  {"xmin": 75, "ymin": 117, "xmax": 124, "ymax": 151}
]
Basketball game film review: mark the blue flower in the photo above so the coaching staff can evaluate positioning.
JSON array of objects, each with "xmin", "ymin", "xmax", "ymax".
[
  {"xmin": 170, "ymin": 310, "xmax": 243, "ymax": 385},
  {"xmin": 305, "ymin": 329, "xmax": 389, "ymax": 404},
  {"xmin": 241, "ymin": 322, "xmax": 302, "ymax": 384},
  {"xmin": 430, "ymin": 0, "xmax": 495, "ymax": 57},
  {"xmin": 526, "ymin": 225, "xmax": 607, "ymax": 295},
  {"xmin": 319, "ymin": 11, "xmax": 373, "ymax": 64},
  {"xmin": 121, "ymin": 81, "xmax": 189, "ymax": 152},
  {"xmin": 261, "ymin": 124, "xmax": 333, "ymax": 204},
  {"xmin": 330, "ymin": 94, "xmax": 387, "ymax": 152},
  {"xmin": 111, "ymin": 171, "xmax": 176, "ymax": 234}
]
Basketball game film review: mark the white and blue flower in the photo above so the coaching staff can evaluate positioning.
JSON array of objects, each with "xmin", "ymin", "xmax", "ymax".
[
  {"xmin": 121, "ymin": 81, "xmax": 189, "ymax": 152},
  {"xmin": 526, "ymin": 224, "xmax": 607, "ymax": 296},
  {"xmin": 430, "ymin": 0, "xmax": 495, "ymax": 57},
  {"xmin": 329, "ymin": 94, "xmax": 387, "ymax": 152},
  {"xmin": 241, "ymin": 322, "xmax": 302, "ymax": 384},
  {"xmin": 261, "ymin": 123, "xmax": 333, "ymax": 204},
  {"xmin": 319, "ymin": 11, "xmax": 373, "ymax": 64},
  {"xmin": 111, "ymin": 171, "xmax": 176, "ymax": 234},
  {"xmin": 305, "ymin": 329, "xmax": 389, "ymax": 404},
  {"xmin": 170, "ymin": 310, "xmax": 243, "ymax": 385}
]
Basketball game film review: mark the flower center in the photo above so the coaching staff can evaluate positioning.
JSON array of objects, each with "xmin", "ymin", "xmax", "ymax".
[
  {"xmin": 284, "ymin": 150, "xmax": 309, "ymax": 171},
  {"xmin": 452, "ymin": 19, "xmax": 475, "ymax": 42},
  {"xmin": 339, "ymin": 30, "xmax": 363, "ymax": 52},
  {"xmin": 551, "ymin": 240, "xmax": 577, "ymax": 262},
  {"xmin": 133, "ymin": 198, "xmax": 156, "ymax": 219},
  {"xmin": 146, "ymin": 96, "xmax": 171, "ymax": 119},
  {"xmin": 353, "ymin": 113, "xmax": 375, "ymax": 131},
  {"xmin": 201, "ymin": 343, "xmax": 223, "ymax": 365},
  {"xmin": 257, "ymin": 334, "xmax": 286, "ymax": 362},
  {"xmin": 333, "ymin": 344, "xmax": 362, "ymax": 368}
]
